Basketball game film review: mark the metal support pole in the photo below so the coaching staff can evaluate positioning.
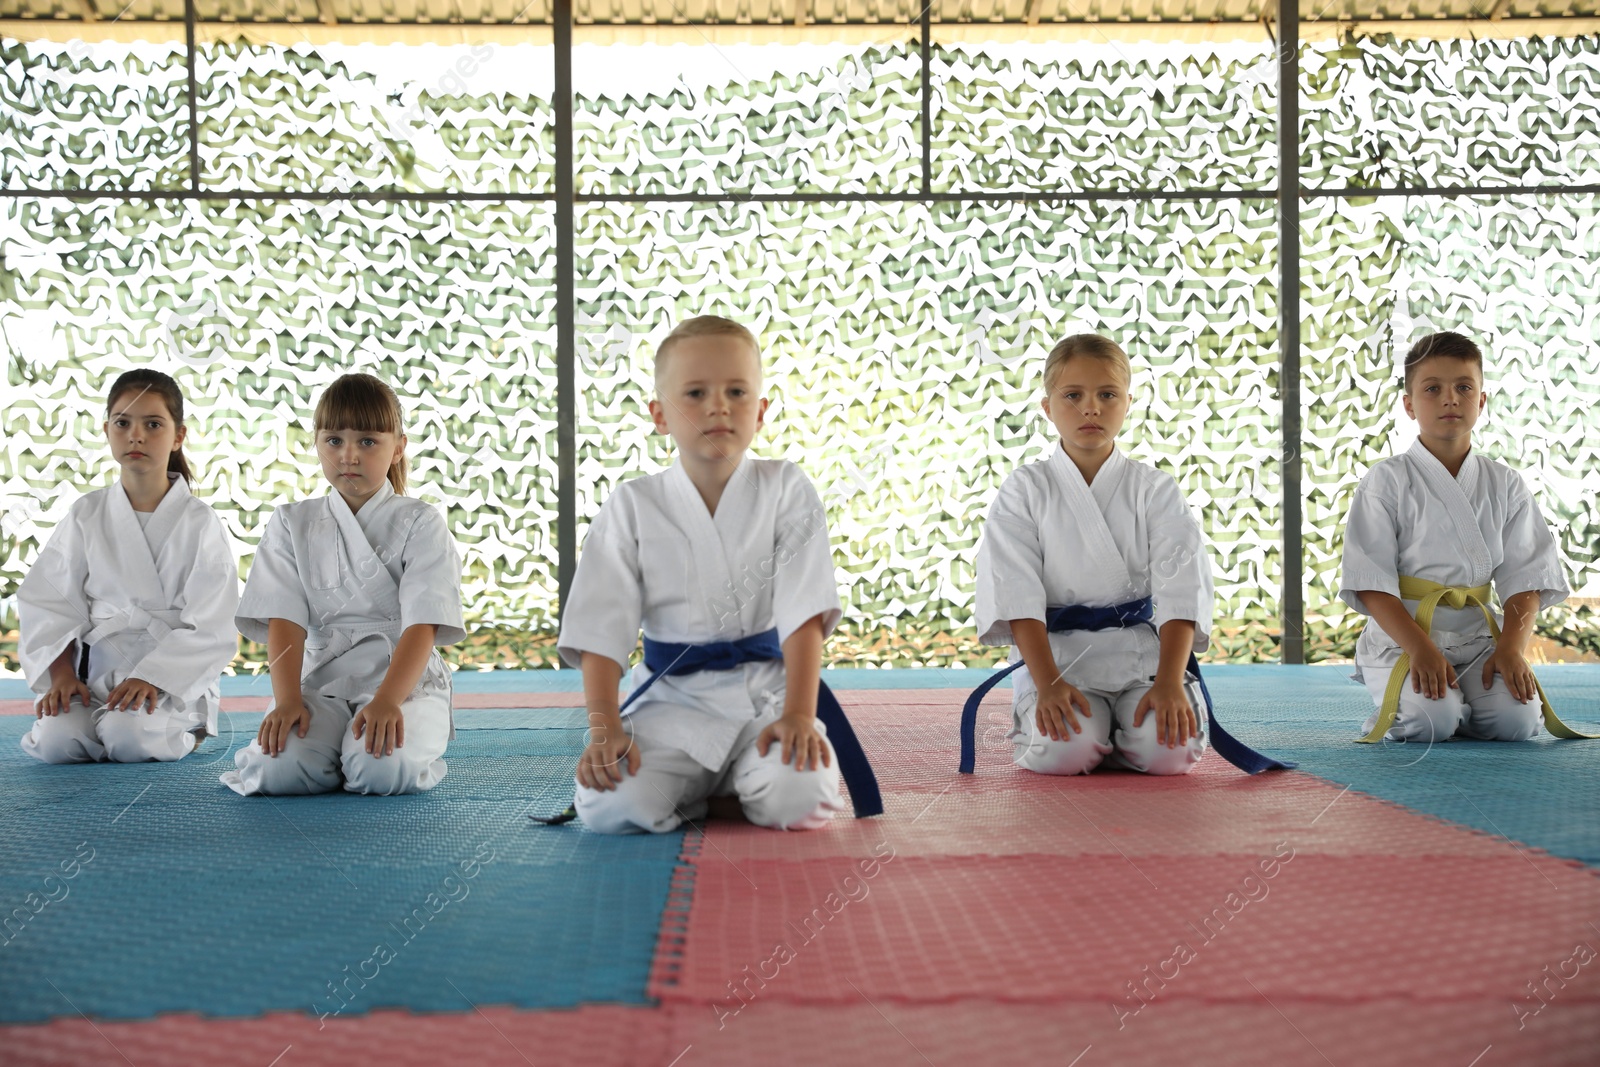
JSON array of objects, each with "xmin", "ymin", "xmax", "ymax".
[
  {"xmin": 1277, "ymin": 0, "xmax": 1304, "ymax": 664},
  {"xmin": 920, "ymin": 2, "xmax": 932, "ymax": 195},
  {"xmin": 555, "ymin": 0, "xmax": 576, "ymax": 625},
  {"xmin": 185, "ymin": 0, "xmax": 199, "ymax": 191}
]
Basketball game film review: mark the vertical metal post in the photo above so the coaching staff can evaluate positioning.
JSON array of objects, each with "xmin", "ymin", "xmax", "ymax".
[
  {"xmin": 186, "ymin": 0, "xmax": 199, "ymax": 190},
  {"xmin": 555, "ymin": 0, "xmax": 577, "ymax": 623},
  {"xmin": 1277, "ymin": 0, "xmax": 1304, "ymax": 664},
  {"xmin": 920, "ymin": 2, "xmax": 932, "ymax": 195}
]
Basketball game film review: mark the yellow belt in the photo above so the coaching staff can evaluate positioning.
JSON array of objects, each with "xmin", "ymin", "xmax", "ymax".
[{"xmin": 1358, "ymin": 575, "xmax": 1597, "ymax": 744}]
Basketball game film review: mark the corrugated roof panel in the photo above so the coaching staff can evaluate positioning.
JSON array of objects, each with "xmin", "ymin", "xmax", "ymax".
[{"xmin": 2, "ymin": 0, "xmax": 1597, "ymax": 22}]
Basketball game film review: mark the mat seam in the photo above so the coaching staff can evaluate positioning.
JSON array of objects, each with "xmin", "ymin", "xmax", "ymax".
[
  {"xmin": 1293, "ymin": 772, "xmax": 1600, "ymax": 878},
  {"xmin": 646, "ymin": 825, "xmax": 706, "ymax": 998}
]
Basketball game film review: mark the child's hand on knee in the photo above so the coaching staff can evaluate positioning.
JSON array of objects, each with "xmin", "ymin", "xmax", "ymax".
[
  {"xmin": 577, "ymin": 722, "xmax": 638, "ymax": 791},
  {"xmin": 1409, "ymin": 642, "xmax": 1458, "ymax": 700},
  {"xmin": 37, "ymin": 676, "xmax": 92, "ymax": 718},
  {"xmin": 757, "ymin": 713, "xmax": 832, "ymax": 771},
  {"xmin": 352, "ymin": 697, "xmax": 406, "ymax": 757},
  {"xmin": 106, "ymin": 677, "xmax": 161, "ymax": 713},
  {"xmin": 1483, "ymin": 646, "xmax": 1537, "ymax": 703},
  {"xmin": 1134, "ymin": 678, "xmax": 1197, "ymax": 747},
  {"xmin": 1035, "ymin": 680, "xmax": 1091, "ymax": 741},
  {"xmin": 259, "ymin": 701, "xmax": 310, "ymax": 757}
]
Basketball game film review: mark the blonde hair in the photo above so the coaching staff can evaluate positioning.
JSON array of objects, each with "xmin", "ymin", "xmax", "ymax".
[
  {"xmin": 1043, "ymin": 334, "xmax": 1132, "ymax": 393},
  {"xmin": 654, "ymin": 315, "xmax": 762, "ymax": 388},
  {"xmin": 312, "ymin": 373, "xmax": 409, "ymax": 495}
]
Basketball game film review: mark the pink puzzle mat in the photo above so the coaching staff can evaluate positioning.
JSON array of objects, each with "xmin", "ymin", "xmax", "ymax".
[{"xmin": 652, "ymin": 698, "xmax": 1600, "ymax": 1064}]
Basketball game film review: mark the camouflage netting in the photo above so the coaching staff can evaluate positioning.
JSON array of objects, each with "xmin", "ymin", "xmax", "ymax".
[{"xmin": 2, "ymin": 33, "xmax": 1596, "ymax": 671}]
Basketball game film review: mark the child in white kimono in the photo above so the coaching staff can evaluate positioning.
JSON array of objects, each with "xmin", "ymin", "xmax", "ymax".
[
  {"xmin": 19, "ymin": 369, "xmax": 240, "ymax": 763},
  {"xmin": 555, "ymin": 315, "xmax": 852, "ymax": 834},
  {"xmin": 1339, "ymin": 331, "xmax": 1591, "ymax": 744},
  {"xmin": 220, "ymin": 373, "xmax": 466, "ymax": 796},
  {"xmin": 971, "ymin": 334, "xmax": 1214, "ymax": 777}
]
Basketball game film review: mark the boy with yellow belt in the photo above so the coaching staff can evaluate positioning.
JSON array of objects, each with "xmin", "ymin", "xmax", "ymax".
[{"xmin": 1339, "ymin": 330, "xmax": 1594, "ymax": 744}]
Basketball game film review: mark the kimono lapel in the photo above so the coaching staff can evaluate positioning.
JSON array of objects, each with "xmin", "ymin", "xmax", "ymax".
[
  {"xmin": 325, "ymin": 485, "xmax": 403, "ymax": 607},
  {"xmin": 711, "ymin": 459, "xmax": 759, "ymax": 548},
  {"xmin": 666, "ymin": 459, "xmax": 741, "ymax": 635},
  {"xmin": 142, "ymin": 474, "xmax": 188, "ymax": 559},
  {"xmin": 1406, "ymin": 440, "xmax": 1493, "ymax": 584},
  {"xmin": 1048, "ymin": 445, "xmax": 1138, "ymax": 602},
  {"xmin": 106, "ymin": 478, "xmax": 175, "ymax": 606}
]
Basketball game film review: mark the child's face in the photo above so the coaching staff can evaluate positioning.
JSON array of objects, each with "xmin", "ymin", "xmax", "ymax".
[
  {"xmin": 317, "ymin": 425, "xmax": 404, "ymax": 510},
  {"xmin": 1403, "ymin": 356, "xmax": 1485, "ymax": 445},
  {"xmin": 1040, "ymin": 356, "xmax": 1129, "ymax": 458},
  {"xmin": 104, "ymin": 389, "xmax": 184, "ymax": 477},
  {"xmin": 649, "ymin": 334, "xmax": 768, "ymax": 466}
]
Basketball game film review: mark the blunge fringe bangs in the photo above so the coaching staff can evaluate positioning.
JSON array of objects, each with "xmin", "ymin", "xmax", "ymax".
[{"xmin": 313, "ymin": 373, "xmax": 409, "ymax": 495}]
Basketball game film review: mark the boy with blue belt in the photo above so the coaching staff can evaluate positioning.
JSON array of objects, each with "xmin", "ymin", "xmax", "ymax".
[{"xmin": 554, "ymin": 314, "xmax": 880, "ymax": 832}]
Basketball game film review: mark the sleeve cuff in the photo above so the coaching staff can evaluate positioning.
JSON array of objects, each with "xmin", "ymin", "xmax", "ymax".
[
  {"xmin": 776, "ymin": 601, "xmax": 843, "ymax": 647},
  {"xmin": 1153, "ymin": 603, "xmax": 1209, "ymax": 654},
  {"xmin": 1337, "ymin": 571, "xmax": 1401, "ymax": 615},
  {"xmin": 402, "ymin": 600, "xmax": 467, "ymax": 646},
  {"xmin": 235, "ymin": 604, "xmax": 311, "ymax": 646},
  {"xmin": 976, "ymin": 621, "xmax": 1018, "ymax": 647},
  {"xmin": 1494, "ymin": 571, "xmax": 1569, "ymax": 611},
  {"xmin": 135, "ymin": 659, "xmax": 225, "ymax": 706},
  {"xmin": 556, "ymin": 632, "xmax": 638, "ymax": 674}
]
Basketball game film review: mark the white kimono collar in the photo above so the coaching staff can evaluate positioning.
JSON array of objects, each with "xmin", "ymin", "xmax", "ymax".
[
  {"xmin": 1405, "ymin": 438, "xmax": 1492, "ymax": 583},
  {"xmin": 1046, "ymin": 445, "xmax": 1138, "ymax": 602},
  {"xmin": 329, "ymin": 479, "xmax": 395, "ymax": 532},
  {"xmin": 666, "ymin": 457, "xmax": 759, "ymax": 637},
  {"xmin": 323, "ymin": 481, "xmax": 403, "ymax": 600},
  {"xmin": 110, "ymin": 473, "xmax": 188, "ymax": 602}
]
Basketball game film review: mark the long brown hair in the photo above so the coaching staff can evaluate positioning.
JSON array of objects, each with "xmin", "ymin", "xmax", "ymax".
[
  {"xmin": 106, "ymin": 369, "xmax": 194, "ymax": 485},
  {"xmin": 313, "ymin": 373, "xmax": 409, "ymax": 494}
]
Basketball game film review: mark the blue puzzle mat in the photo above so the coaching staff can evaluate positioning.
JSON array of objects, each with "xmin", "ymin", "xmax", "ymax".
[
  {"xmin": 1197, "ymin": 664, "xmax": 1600, "ymax": 868},
  {"xmin": 0, "ymin": 710, "xmax": 680, "ymax": 1025}
]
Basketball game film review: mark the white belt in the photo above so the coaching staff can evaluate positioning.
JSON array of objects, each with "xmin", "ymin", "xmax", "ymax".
[
  {"xmin": 305, "ymin": 620, "xmax": 404, "ymax": 660},
  {"xmin": 84, "ymin": 604, "xmax": 183, "ymax": 645}
]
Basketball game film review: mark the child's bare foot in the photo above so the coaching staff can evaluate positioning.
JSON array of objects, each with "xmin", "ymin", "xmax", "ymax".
[{"xmin": 704, "ymin": 796, "xmax": 748, "ymax": 822}]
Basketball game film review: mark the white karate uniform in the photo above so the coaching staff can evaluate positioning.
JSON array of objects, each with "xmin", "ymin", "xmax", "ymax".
[
  {"xmin": 975, "ymin": 446, "xmax": 1212, "ymax": 776},
  {"xmin": 18, "ymin": 474, "xmax": 240, "ymax": 764},
  {"xmin": 1338, "ymin": 440, "xmax": 1567, "ymax": 743},
  {"xmin": 220, "ymin": 481, "xmax": 465, "ymax": 796},
  {"xmin": 559, "ymin": 457, "xmax": 847, "ymax": 834}
]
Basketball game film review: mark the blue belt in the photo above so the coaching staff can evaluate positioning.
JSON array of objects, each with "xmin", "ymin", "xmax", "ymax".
[
  {"xmin": 533, "ymin": 628, "xmax": 883, "ymax": 825},
  {"xmin": 957, "ymin": 597, "xmax": 1294, "ymax": 776}
]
